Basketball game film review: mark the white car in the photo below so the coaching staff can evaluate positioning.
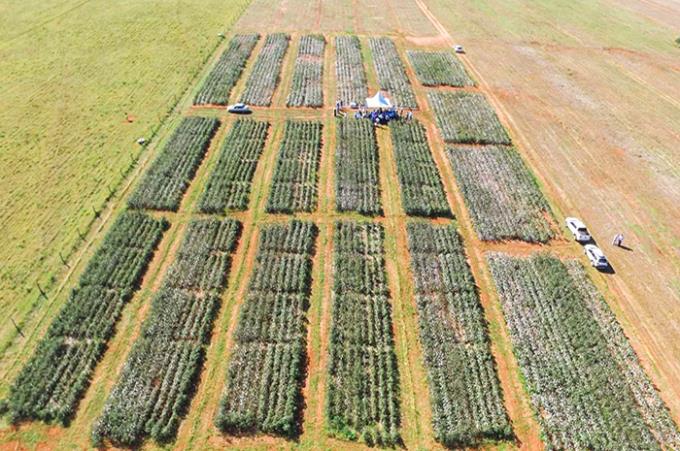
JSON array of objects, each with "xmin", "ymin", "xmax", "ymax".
[
  {"xmin": 565, "ymin": 217, "xmax": 591, "ymax": 242},
  {"xmin": 584, "ymin": 244, "xmax": 609, "ymax": 270},
  {"xmin": 227, "ymin": 103, "xmax": 251, "ymax": 114},
  {"xmin": 454, "ymin": 45, "xmax": 465, "ymax": 54}
]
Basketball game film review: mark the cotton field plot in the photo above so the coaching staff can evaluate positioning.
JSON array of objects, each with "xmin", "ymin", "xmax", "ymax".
[
  {"xmin": 369, "ymin": 37, "xmax": 418, "ymax": 109},
  {"xmin": 447, "ymin": 145, "xmax": 554, "ymax": 243},
  {"xmin": 407, "ymin": 50, "xmax": 474, "ymax": 87},
  {"xmin": 406, "ymin": 223, "xmax": 512, "ymax": 448},
  {"xmin": 487, "ymin": 253, "xmax": 680, "ymax": 450},
  {"xmin": 287, "ymin": 34, "xmax": 325, "ymax": 107},
  {"xmin": 429, "ymin": 91, "xmax": 511, "ymax": 145},
  {"xmin": 335, "ymin": 118, "xmax": 382, "ymax": 215},
  {"xmin": 240, "ymin": 33, "xmax": 290, "ymax": 106},
  {"xmin": 194, "ymin": 34, "xmax": 259, "ymax": 106},
  {"xmin": 335, "ymin": 35, "xmax": 369, "ymax": 106}
]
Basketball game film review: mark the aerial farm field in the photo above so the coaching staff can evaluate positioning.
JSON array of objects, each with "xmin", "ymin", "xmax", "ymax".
[{"xmin": 1, "ymin": 0, "xmax": 678, "ymax": 450}]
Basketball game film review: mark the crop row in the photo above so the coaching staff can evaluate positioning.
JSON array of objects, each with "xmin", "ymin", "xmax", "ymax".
[
  {"xmin": 406, "ymin": 50, "xmax": 473, "ymax": 87},
  {"xmin": 447, "ymin": 145, "xmax": 554, "ymax": 243},
  {"xmin": 4, "ymin": 211, "xmax": 167, "ymax": 425},
  {"xmin": 92, "ymin": 219, "xmax": 241, "ymax": 446},
  {"xmin": 390, "ymin": 120, "xmax": 451, "ymax": 217},
  {"xmin": 266, "ymin": 120, "xmax": 323, "ymax": 213},
  {"xmin": 335, "ymin": 118, "xmax": 382, "ymax": 215},
  {"xmin": 194, "ymin": 33, "xmax": 259, "ymax": 105},
  {"xmin": 240, "ymin": 33, "xmax": 290, "ymax": 106},
  {"xmin": 215, "ymin": 220, "xmax": 317, "ymax": 437},
  {"xmin": 287, "ymin": 34, "xmax": 325, "ymax": 107},
  {"xmin": 406, "ymin": 223, "xmax": 511, "ymax": 447},
  {"xmin": 335, "ymin": 36, "xmax": 368, "ymax": 106},
  {"xmin": 368, "ymin": 37, "xmax": 417, "ymax": 108},
  {"xmin": 327, "ymin": 221, "xmax": 400, "ymax": 446},
  {"xmin": 429, "ymin": 91, "xmax": 510, "ymax": 145},
  {"xmin": 198, "ymin": 119, "xmax": 270, "ymax": 213},
  {"xmin": 487, "ymin": 252, "xmax": 680, "ymax": 450},
  {"xmin": 128, "ymin": 116, "xmax": 220, "ymax": 211}
]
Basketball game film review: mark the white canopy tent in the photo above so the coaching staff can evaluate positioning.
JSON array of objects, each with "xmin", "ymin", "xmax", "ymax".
[{"xmin": 365, "ymin": 91, "xmax": 393, "ymax": 109}]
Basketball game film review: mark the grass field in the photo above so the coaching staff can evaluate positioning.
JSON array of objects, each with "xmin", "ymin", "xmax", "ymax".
[
  {"xmin": 1, "ymin": 0, "xmax": 679, "ymax": 449},
  {"xmin": 0, "ymin": 0, "xmax": 249, "ymax": 388}
]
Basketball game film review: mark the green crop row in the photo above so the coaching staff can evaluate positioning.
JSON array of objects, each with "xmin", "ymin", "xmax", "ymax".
[
  {"xmin": 406, "ymin": 222, "xmax": 511, "ymax": 447},
  {"xmin": 215, "ymin": 220, "xmax": 317, "ymax": 437},
  {"xmin": 198, "ymin": 119, "xmax": 270, "ymax": 213},
  {"xmin": 4, "ymin": 211, "xmax": 167, "ymax": 425},
  {"xmin": 128, "ymin": 116, "xmax": 220, "ymax": 211},
  {"xmin": 92, "ymin": 219, "xmax": 241, "ymax": 446}
]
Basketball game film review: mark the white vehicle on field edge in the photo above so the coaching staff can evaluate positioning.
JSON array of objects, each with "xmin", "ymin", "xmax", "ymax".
[
  {"xmin": 227, "ymin": 103, "xmax": 251, "ymax": 114},
  {"xmin": 585, "ymin": 244, "xmax": 609, "ymax": 270},
  {"xmin": 565, "ymin": 217, "xmax": 591, "ymax": 242}
]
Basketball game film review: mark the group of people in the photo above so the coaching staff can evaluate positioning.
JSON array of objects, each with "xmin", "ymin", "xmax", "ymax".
[{"xmin": 333, "ymin": 100, "xmax": 414, "ymax": 126}]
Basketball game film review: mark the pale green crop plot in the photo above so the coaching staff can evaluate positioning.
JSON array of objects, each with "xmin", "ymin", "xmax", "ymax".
[{"xmin": 0, "ymin": 0, "xmax": 249, "ymax": 386}]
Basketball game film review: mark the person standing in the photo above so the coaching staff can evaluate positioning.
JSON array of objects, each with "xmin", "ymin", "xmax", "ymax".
[{"xmin": 612, "ymin": 233, "xmax": 624, "ymax": 247}]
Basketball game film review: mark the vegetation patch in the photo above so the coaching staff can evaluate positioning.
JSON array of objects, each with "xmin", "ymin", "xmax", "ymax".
[
  {"xmin": 335, "ymin": 118, "xmax": 382, "ymax": 215},
  {"xmin": 327, "ymin": 221, "xmax": 400, "ymax": 446},
  {"xmin": 266, "ymin": 120, "xmax": 323, "ymax": 213},
  {"xmin": 335, "ymin": 36, "xmax": 368, "ymax": 106},
  {"xmin": 215, "ymin": 220, "xmax": 317, "ymax": 438},
  {"xmin": 194, "ymin": 34, "xmax": 259, "ymax": 105},
  {"xmin": 429, "ymin": 91, "xmax": 510, "ymax": 144},
  {"xmin": 92, "ymin": 219, "xmax": 241, "ymax": 446},
  {"xmin": 487, "ymin": 252, "xmax": 680, "ymax": 450},
  {"xmin": 240, "ymin": 33, "xmax": 290, "ymax": 106},
  {"xmin": 447, "ymin": 145, "xmax": 553, "ymax": 242},
  {"xmin": 198, "ymin": 119, "xmax": 270, "ymax": 213},
  {"xmin": 4, "ymin": 212, "xmax": 167, "ymax": 425},
  {"xmin": 287, "ymin": 34, "xmax": 326, "ymax": 107},
  {"xmin": 406, "ymin": 223, "xmax": 512, "ymax": 447},
  {"xmin": 390, "ymin": 120, "xmax": 451, "ymax": 218},
  {"xmin": 406, "ymin": 50, "xmax": 473, "ymax": 87},
  {"xmin": 128, "ymin": 116, "xmax": 220, "ymax": 211},
  {"xmin": 368, "ymin": 37, "xmax": 417, "ymax": 108}
]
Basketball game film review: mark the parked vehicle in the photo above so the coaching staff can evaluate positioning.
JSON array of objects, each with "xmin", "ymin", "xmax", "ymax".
[
  {"xmin": 585, "ymin": 244, "xmax": 609, "ymax": 269},
  {"xmin": 227, "ymin": 103, "xmax": 251, "ymax": 114},
  {"xmin": 565, "ymin": 217, "xmax": 591, "ymax": 242}
]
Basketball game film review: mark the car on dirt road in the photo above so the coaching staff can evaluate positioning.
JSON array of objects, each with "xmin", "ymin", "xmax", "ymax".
[
  {"xmin": 227, "ymin": 103, "xmax": 251, "ymax": 114},
  {"xmin": 584, "ymin": 244, "xmax": 609, "ymax": 270},
  {"xmin": 565, "ymin": 217, "xmax": 591, "ymax": 243}
]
